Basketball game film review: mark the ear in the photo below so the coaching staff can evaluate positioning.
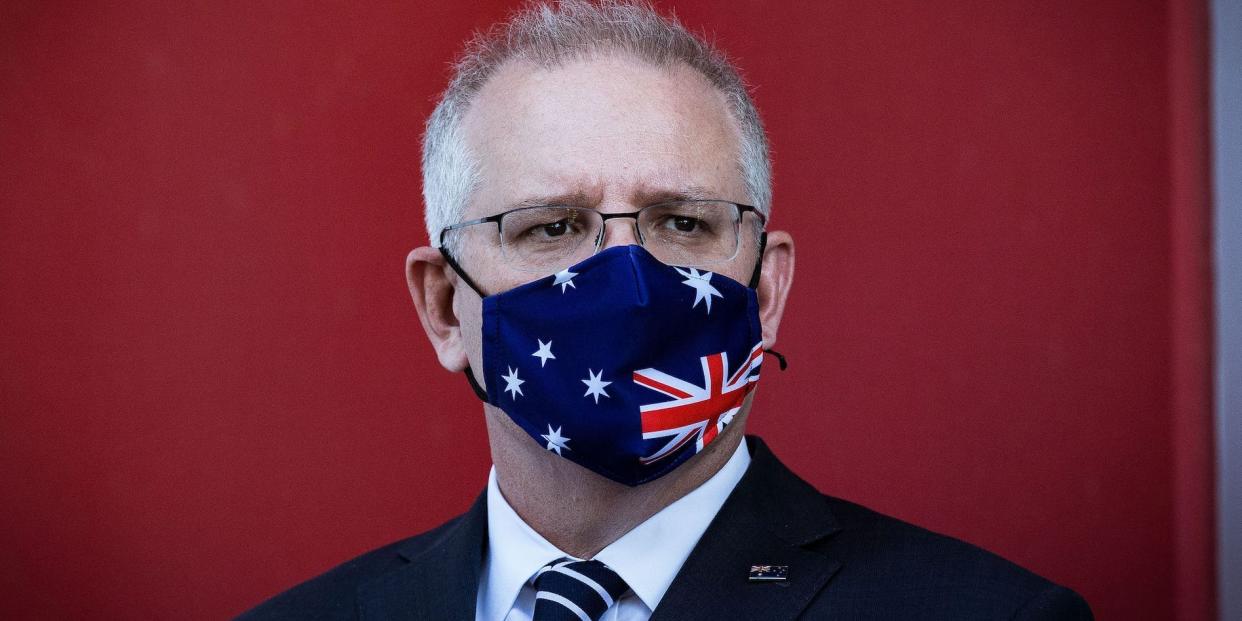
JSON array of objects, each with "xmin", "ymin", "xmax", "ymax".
[
  {"xmin": 755, "ymin": 230, "xmax": 794, "ymax": 349},
  {"xmin": 406, "ymin": 246, "xmax": 469, "ymax": 372}
]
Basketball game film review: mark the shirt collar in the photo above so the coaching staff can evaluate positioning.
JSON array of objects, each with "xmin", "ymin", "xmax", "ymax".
[
  {"xmin": 478, "ymin": 466, "xmax": 567, "ymax": 621},
  {"xmin": 478, "ymin": 440, "xmax": 751, "ymax": 619}
]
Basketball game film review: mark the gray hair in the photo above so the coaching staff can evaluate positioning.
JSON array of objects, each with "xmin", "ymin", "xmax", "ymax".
[{"xmin": 421, "ymin": 0, "xmax": 771, "ymax": 248}]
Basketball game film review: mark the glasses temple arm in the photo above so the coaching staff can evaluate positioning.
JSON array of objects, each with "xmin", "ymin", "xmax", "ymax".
[
  {"xmin": 438, "ymin": 246, "xmax": 488, "ymax": 298},
  {"xmin": 747, "ymin": 231, "xmax": 767, "ymax": 289}
]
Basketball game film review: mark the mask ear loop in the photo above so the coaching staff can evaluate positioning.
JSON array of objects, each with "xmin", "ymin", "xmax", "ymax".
[
  {"xmin": 436, "ymin": 247, "xmax": 492, "ymax": 401},
  {"xmin": 438, "ymin": 247, "xmax": 487, "ymax": 298},
  {"xmin": 746, "ymin": 231, "xmax": 766, "ymax": 289},
  {"xmin": 747, "ymin": 231, "xmax": 789, "ymax": 371},
  {"xmin": 463, "ymin": 365, "xmax": 489, "ymax": 402}
]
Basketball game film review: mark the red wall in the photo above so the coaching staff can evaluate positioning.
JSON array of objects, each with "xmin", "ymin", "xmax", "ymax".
[{"xmin": 0, "ymin": 1, "xmax": 1213, "ymax": 619}]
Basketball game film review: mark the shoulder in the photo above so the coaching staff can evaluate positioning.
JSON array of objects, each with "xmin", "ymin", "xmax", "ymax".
[
  {"xmin": 235, "ymin": 514, "xmax": 468, "ymax": 621},
  {"xmin": 809, "ymin": 494, "xmax": 1092, "ymax": 619},
  {"xmin": 739, "ymin": 436, "xmax": 1092, "ymax": 619}
]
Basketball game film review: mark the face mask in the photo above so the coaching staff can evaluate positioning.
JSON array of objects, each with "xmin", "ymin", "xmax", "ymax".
[{"xmin": 456, "ymin": 244, "xmax": 783, "ymax": 486}]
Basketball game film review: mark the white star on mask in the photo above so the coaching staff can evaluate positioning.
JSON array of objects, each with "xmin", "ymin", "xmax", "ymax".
[
  {"xmin": 675, "ymin": 267, "xmax": 723, "ymax": 313},
  {"xmin": 552, "ymin": 268, "xmax": 577, "ymax": 292},
  {"xmin": 531, "ymin": 339, "xmax": 555, "ymax": 367},
  {"xmin": 540, "ymin": 425, "xmax": 571, "ymax": 455},
  {"xmin": 502, "ymin": 366, "xmax": 524, "ymax": 399},
  {"xmin": 581, "ymin": 369, "xmax": 612, "ymax": 404}
]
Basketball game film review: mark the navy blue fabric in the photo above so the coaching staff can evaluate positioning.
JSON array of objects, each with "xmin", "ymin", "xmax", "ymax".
[
  {"xmin": 480, "ymin": 245, "xmax": 763, "ymax": 485},
  {"xmin": 532, "ymin": 558, "xmax": 629, "ymax": 621},
  {"xmin": 237, "ymin": 436, "xmax": 1093, "ymax": 620}
]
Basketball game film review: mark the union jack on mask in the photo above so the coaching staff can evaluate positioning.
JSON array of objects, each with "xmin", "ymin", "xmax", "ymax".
[{"xmin": 475, "ymin": 245, "xmax": 766, "ymax": 486}]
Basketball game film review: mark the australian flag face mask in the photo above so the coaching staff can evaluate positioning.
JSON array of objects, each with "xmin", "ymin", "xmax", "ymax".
[{"xmin": 457, "ymin": 244, "xmax": 779, "ymax": 486}]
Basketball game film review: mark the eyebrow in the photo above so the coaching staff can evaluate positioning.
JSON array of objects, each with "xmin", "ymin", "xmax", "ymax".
[
  {"xmin": 512, "ymin": 190, "xmax": 600, "ymax": 209},
  {"xmin": 510, "ymin": 185, "xmax": 717, "ymax": 210},
  {"xmin": 634, "ymin": 185, "xmax": 716, "ymax": 204}
]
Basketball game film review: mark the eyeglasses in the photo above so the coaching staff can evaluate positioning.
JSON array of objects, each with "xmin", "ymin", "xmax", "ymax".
[{"xmin": 438, "ymin": 200, "xmax": 765, "ymax": 279}]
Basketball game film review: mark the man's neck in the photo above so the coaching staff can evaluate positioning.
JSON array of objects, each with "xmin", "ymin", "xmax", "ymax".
[{"xmin": 484, "ymin": 404, "xmax": 750, "ymax": 560}]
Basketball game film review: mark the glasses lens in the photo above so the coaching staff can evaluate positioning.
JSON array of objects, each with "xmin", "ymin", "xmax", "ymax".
[
  {"xmin": 639, "ymin": 201, "xmax": 740, "ymax": 267},
  {"xmin": 499, "ymin": 206, "xmax": 600, "ymax": 272}
]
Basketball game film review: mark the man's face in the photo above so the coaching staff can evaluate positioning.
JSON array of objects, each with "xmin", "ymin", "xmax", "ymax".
[{"xmin": 451, "ymin": 54, "xmax": 760, "ymax": 374}]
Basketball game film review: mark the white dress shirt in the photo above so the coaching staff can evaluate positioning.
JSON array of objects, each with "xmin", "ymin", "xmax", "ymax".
[{"xmin": 475, "ymin": 440, "xmax": 752, "ymax": 621}]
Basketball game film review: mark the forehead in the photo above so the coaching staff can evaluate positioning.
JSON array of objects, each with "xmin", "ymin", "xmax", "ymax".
[{"xmin": 460, "ymin": 54, "xmax": 745, "ymax": 214}]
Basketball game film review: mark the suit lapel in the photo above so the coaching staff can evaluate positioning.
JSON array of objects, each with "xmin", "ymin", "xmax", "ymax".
[
  {"xmin": 357, "ymin": 492, "xmax": 487, "ymax": 621},
  {"xmin": 352, "ymin": 437, "xmax": 835, "ymax": 620},
  {"xmin": 650, "ymin": 437, "xmax": 842, "ymax": 621}
]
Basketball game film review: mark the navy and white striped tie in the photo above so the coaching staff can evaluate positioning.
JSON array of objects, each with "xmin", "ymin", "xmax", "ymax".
[{"xmin": 532, "ymin": 557, "xmax": 630, "ymax": 621}]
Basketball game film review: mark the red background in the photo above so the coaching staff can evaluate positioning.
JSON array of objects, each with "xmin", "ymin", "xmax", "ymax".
[{"xmin": 0, "ymin": 1, "xmax": 1214, "ymax": 619}]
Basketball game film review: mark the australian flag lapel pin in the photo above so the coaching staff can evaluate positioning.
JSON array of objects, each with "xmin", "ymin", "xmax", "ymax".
[{"xmin": 748, "ymin": 565, "xmax": 789, "ymax": 582}]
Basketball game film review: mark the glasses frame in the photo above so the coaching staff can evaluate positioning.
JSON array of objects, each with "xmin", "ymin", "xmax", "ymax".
[{"xmin": 438, "ymin": 200, "xmax": 766, "ymax": 297}]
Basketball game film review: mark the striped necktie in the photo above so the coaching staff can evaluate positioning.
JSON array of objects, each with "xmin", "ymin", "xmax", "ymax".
[{"xmin": 532, "ymin": 557, "xmax": 631, "ymax": 621}]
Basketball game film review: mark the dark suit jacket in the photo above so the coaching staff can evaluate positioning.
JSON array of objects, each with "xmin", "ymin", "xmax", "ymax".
[{"xmin": 239, "ymin": 436, "xmax": 1092, "ymax": 620}]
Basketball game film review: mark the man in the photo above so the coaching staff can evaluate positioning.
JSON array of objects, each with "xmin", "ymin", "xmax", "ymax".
[{"xmin": 242, "ymin": 1, "xmax": 1092, "ymax": 619}]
